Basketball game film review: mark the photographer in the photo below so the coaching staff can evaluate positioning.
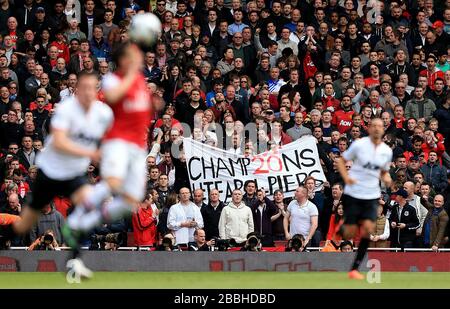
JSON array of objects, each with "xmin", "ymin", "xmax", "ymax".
[
  {"xmin": 89, "ymin": 232, "xmax": 125, "ymax": 250},
  {"xmin": 285, "ymin": 234, "xmax": 308, "ymax": 252},
  {"xmin": 241, "ymin": 232, "xmax": 262, "ymax": 252},
  {"xmin": 28, "ymin": 229, "xmax": 59, "ymax": 251},
  {"xmin": 188, "ymin": 228, "xmax": 214, "ymax": 251},
  {"xmin": 155, "ymin": 233, "xmax": 180, "ymax": 251}
]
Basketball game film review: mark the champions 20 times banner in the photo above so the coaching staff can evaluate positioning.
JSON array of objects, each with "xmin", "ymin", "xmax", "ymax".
[{"xmin": 184, "ymin": 136, "xmax": 327, "ymax": 203}]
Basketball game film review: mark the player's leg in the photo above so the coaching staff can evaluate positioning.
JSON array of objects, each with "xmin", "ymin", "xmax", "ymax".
[
  {"xmin": 340, "ymin": 194, "xmax": 360, "ymax": 240},
  {"xmin": 69, "ymin": 141, "xmax": 127, "ymax": 215},
  {"xmin": 71, "ymin": 142, "xmax": 144, "ymax": 233},
  {"xmin": 102, "ymin": 145, "xmax": 147, "ymax": 221},
  {"xmin": 349, "ymin": 199, "xmax": 378, "ymax": 279},
  {"xmin": 64, "ymin": 183, "xmax": 96, "ymax": 279}
]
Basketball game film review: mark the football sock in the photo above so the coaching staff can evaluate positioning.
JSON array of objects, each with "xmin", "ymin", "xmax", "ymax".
[{"xmin": 351, "ymin": 237, "xmax": 369, "ymax": 271}]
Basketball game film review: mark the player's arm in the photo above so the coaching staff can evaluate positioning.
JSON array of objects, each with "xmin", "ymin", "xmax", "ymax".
[
  {"xmin": 380, "ymin": 170, "xmax": 392, "ymax": 187},
  {"xmin": 52, "ymin": 128, "xmax": 99, "ymax": 161},
  {"xmin": 103, "ymin": 45, "xmax": 143, "ymax": 105},
  {"xmin": 336, "ymin": 157, "xmax": 356, "ymax": 185}
]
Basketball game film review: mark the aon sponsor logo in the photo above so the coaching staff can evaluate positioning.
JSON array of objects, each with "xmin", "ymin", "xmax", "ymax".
[{"xmin": 339, "ymin": 120, "xmax": 352, "ymax": 127}]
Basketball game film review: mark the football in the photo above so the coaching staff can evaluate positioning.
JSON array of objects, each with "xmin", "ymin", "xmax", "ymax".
[{"xmin": 129, "ymin": 13, "xmax": 162, "ymax": 47}]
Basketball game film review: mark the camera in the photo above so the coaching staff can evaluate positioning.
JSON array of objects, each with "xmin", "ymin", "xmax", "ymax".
[
  {"xmin": 156, "ymin": 234, "xmax": 178, "ymax": 251},
  {"xmin": 89, "ymin": 232, "xmax": 124, "ymax": 250},
  {"xmin": 285, "ymin": 234, "xmax": 307, "ymax": 252},
  {"xmin": 43, "ymin": 233, "xmax": 54, "ymax": 244},
  {"xmin": 212, "ymin": 237, "xmax": 236, "ymax": 251},
  {"xmin": 242, "ymin": 233, "xmax": 261, "ymax": 252}
]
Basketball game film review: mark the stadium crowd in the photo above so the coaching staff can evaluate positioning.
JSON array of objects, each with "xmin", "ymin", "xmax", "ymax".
[{"xmin": 0, "ymin": 0, "xmax": 450, "ymax": 252}]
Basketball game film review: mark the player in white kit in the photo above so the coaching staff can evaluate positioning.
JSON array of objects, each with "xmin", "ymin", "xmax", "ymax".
[
  {"xmin": 336, "ymin": 118, "xmax": 393, "ymax": 280},
  {"xmin": 1, "ymin": 72, "xmax": 113, "ymax": 278}
]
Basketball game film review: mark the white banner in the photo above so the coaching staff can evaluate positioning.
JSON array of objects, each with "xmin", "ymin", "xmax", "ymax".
[{"xmin": 184, "ymin": 136, "xmax": 327, "ymax": 203}]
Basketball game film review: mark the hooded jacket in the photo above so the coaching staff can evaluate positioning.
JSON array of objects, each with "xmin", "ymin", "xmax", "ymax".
[
  {"xmin": 219, "ymin": 202, "xmax": 254, "ymax": 243},
  {"xmin": 30, "ymin": 205, "xmax": 65, "ymax": 245}
]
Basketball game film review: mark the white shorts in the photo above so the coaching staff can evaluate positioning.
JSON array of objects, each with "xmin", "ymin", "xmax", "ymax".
[{"xmin": 100, "ymin": 139, "xmax": 147, "ymax": 201}]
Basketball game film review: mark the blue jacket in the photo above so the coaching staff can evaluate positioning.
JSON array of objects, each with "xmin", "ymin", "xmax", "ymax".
[
  {"xmin": 90, "ymin": 38, "xmax": 111, "ymax": 62},
  {"xmin": 421, "ymin": 162, "xmax": 448, "ymax": 193}
]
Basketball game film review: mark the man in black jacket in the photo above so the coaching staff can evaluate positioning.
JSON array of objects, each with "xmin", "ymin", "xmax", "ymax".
[
  {"xmin": 251, "ymin": 189, "xmax": 277, "ymax": 246},
  {"xmin": 389, "ymin": 188, "xmax": 420, "ymax": 249},
  {"xmin": 201, "ymin": 189, "xmax": 224, "ymax": 240}
]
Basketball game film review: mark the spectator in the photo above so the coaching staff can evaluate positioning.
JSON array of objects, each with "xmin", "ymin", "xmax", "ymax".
[
  {"xmin": 218, "ymin": 189, "xmax": 254, "ymax": 244},
  {"xmin": 0, "ymin": 192, "xmax": 21, "ymax": 216},
  {"xmin": 30, "ymin": 203, "xmax": 65, "ymax": 245},
  {"xmin": 250, "ymin": 189, "xmax": 277, "ymax": 246},
  {"xmin": 157, "ymin": 191, "xmax": 178, "ymax": 238},
  {"xmin": 405, "ymin": 87, "xmax": 436, "ymax": 124},
  {"xmin": 242, "ymin": 180, "xmax": 257, "ymax": 207},
  {"xmin": 369, "ymin": 203, "xmax": 390, "ymax": 248},
  {"xmin": 188, "ymin": 228, "xmax": 213, "ymax": 251},
  {"xmin": 284, "ymin": 186, "xmax": 319, "ymax": 246},
  {"xmin": 201, "ymin": 189, "xmax": 225, "ymax": 240},
  {"xmin": 28, "ymin": 229, "xmax": 60, "ymax": 251},
  {"xmin": 421, "ymin": 151, "xmax": 448, "ymax": 193},
  {"xmin": 326, "ymin": 202, "xmax": 344, "ymax": 242},
  {"xmin": 389, "ymin": 188, "xmax": 420, "ymax": 249},
  {"xmin": 167, "ymin": 187, "xmax": 204, "ymax": 245},
  {"xmin": 132, "ymin": 193, "xmax": 158, "ymax": 247},
  {"xmin": 286, "ymin": 111, "xmax": 312, "ymax": 141},
  {"xmin": 403, "ymin": 181, "xmax": 429, "ymax": 240},
  {"xmin": 422, "ymin": 194, "xmax": 449, "ymax": 251},
  {"xmin": 192, "ymin": 189, "xmax": 207, "ymax": 209}
]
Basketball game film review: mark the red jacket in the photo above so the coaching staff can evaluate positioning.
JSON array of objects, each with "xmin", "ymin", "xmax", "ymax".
[
  {"xmin": 327, "ymin": 214, "xmax": 343, "ymax": 241},
  {"xmin": 332, "ymin": 109, "xmax": 354, "ymax": 133},
  {"xmin": 132, "ymin": 206, "xmax": 157, "ymax": 246},
  {"xmin": 422, "ymin": 141, "xmax": 445, "ymax": 164},
  {"xmin": 419, "ymin": 69, "xmax": 445, "ymax": 90},
  {"xmin": 322, "ymin": 96, "xmax": 340, "ymax": 111},
  {"xmin": 50, "ymin": 41, "xmax": 70, "ymax": 63}
]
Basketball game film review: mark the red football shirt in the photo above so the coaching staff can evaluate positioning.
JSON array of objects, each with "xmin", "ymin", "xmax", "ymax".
[{"xmin": 102, "ymin": 72, "xmax": 151, "ymax": 149}]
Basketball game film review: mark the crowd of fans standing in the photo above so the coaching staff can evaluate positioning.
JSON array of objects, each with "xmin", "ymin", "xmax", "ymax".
[{"xmin": 0, "ymin": 0, "xmax": 449, "ymax": 251}]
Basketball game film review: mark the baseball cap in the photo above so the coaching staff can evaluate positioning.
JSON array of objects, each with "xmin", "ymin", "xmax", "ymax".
[
  {"xmin": 432, "ymin": 20, "xmax": 444, "ymax": 29},
  {"xmin": 393, "ymin": 188, "xmax": 408, "ymax": 198},
  {"xmin": 330, "ymin": 147, "xmax": 340, "ymax": 154},
  {"xmin": 36, "ymin": 7, "xmax": 45, "ymax": 13}
]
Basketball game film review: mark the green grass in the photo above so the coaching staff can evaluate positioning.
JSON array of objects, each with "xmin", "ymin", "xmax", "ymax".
[{"xmin": 1, "ymin": 272, "xmax": 450, "ymax": 289}]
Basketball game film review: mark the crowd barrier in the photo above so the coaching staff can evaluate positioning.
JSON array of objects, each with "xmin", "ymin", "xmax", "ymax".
[{"xmin": 0, "ymin": 250, "xmax": 449, "ymax": 272}]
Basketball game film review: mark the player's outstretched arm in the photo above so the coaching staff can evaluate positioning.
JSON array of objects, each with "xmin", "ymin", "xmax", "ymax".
[{"xmin": 336, "ymin": 157, "xmax": 356, "ymax": 185}]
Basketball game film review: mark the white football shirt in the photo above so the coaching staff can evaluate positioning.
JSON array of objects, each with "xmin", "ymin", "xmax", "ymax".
[
  {"xmin": 342, "ymin": 137, "xmax": 393, "ymax": 200},
  {"xmin": 36, "ymin": 97, "xmax": 113, "ymax": 180}
]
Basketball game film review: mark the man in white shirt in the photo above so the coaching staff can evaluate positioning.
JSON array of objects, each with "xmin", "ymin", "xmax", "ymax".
[
  {"xmin": 283, "ymin": 186, "xmax": 318, "ymax": 246},
  {"xmin": 337, "ymin": 118, "xmax": 393, "ymax": 279},
  {"xmin": 167, "ymin": 187, "xmax": 204, "ymax": 245}
]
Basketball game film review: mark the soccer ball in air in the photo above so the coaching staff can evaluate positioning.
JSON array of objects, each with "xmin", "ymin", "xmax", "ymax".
[{"xmin": 129, "ymin": 13, "xmax": 162, "ymax": 47}]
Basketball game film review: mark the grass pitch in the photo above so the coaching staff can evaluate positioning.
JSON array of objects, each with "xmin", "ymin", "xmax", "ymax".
[{"xmin": 0, "ymin": 272, "xmax": 449, "ymax": 289}]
